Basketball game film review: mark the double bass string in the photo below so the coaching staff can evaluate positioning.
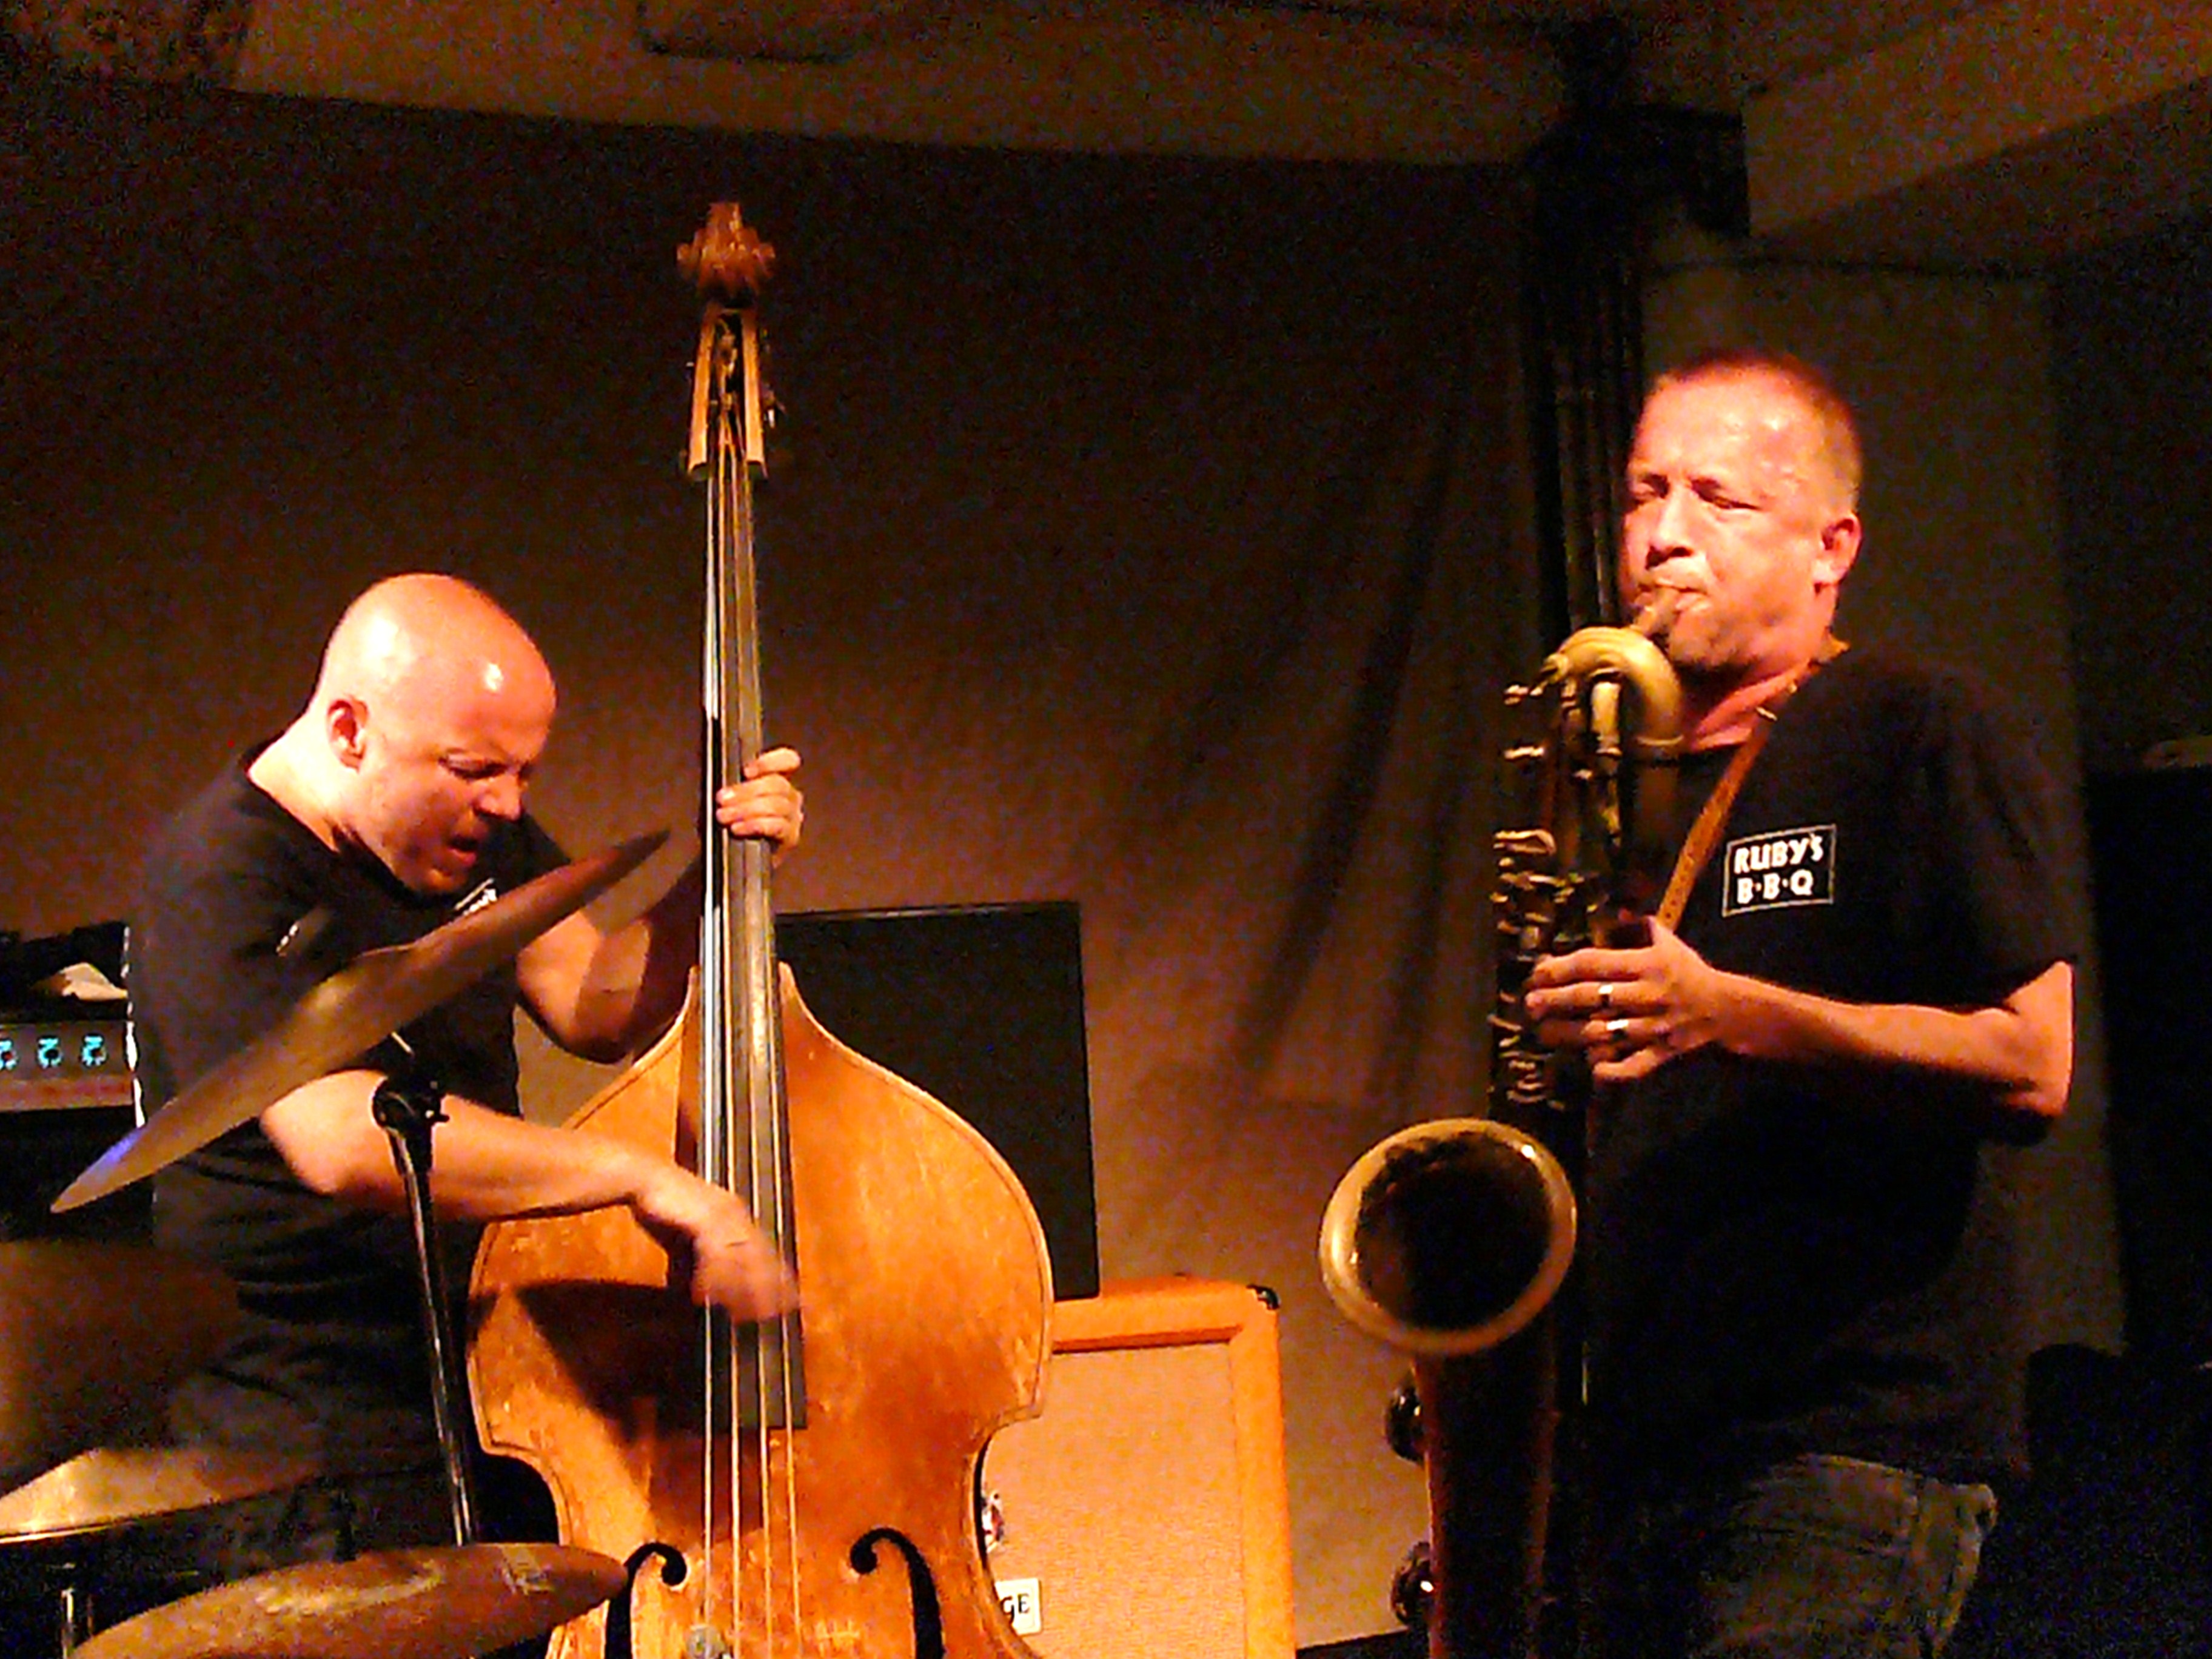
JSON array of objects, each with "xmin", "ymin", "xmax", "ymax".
[
  {"xmin": 700, "ymin": 333, "xmax": 808, "ymax": 1653},
  {"xmin": 703, "ymin": 389, "xmax": 748, "ymax": 1654},
  {"xmin": 697, "ymin": 393, "xmax": 731, "ymax": 1646}
]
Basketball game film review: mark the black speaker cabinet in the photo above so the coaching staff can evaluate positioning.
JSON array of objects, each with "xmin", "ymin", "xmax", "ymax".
[
  {"xmin": 2086, "ymin": 766, "xmax": 2212, "ymax": 1365},
  {"xmin": 0, "ymin": 1103, "xmax": 148, "ymax": 1244},
  {"xmin": 776, "ymin": 901, "xmax": 1100, "ymax": 1301}
]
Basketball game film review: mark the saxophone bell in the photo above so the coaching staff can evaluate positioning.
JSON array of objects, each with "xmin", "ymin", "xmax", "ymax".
[{"xmin": 1319, "ymin": 1119, "xmax": 1575, "ymax": 1659}]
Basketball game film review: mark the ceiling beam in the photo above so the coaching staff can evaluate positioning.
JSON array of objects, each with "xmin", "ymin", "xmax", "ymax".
[
  {"xmin": 231, "ymin": 0, "xmax": 1565, "ymax": 164},
  {"xmin": 1744, "ymin": 0, "xmax": 2212, "ymax": 263}
]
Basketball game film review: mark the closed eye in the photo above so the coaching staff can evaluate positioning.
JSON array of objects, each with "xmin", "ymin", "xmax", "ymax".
[{"xmin": 444, "ymin": 756, "xmax": 534, "ymax": 786}]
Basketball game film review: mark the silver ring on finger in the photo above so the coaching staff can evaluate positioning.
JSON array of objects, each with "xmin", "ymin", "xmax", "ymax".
[{"xmin": 1604, "ymin": 1016, "xmax": 1627, "ymax": 1039}]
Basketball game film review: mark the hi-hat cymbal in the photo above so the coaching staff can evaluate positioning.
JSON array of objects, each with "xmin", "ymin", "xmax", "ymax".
[
  {"xmin": 0, "ymin": 1446, "xmax": 318, "ymax": 1546},
  {"xmin": 0, "ymin": 1242, "xmax": 240, "ymax": 1490},
  {"xmin": 70, "ymin": 1542, "xmax": 631, "ymax": 1659},
  {"xmin": 53, "ymin": 830, "xmax": 669, "ymax": 1215}
]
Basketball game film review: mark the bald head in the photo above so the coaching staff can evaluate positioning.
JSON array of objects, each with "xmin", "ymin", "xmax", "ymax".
[
  {"xmin": 316, "ymin": 574, "xmax": 555, "ymax": 728},
  {"xmin": 256, "ymin": 574, "xmax": 557, "ymax": 893}
]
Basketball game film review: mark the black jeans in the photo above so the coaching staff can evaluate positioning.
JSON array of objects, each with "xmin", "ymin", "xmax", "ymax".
[{"xmin": 1583, "ymin": 1454, "xmax": 1997, "ymax": 1659}]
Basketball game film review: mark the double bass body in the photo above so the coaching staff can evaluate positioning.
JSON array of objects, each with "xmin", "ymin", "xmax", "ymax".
[{"xmin": 469, "ymin": 974, "xmax": 1053, "ymax": 1659}]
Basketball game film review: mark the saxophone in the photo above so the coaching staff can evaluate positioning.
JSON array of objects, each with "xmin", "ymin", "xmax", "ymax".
[{"xmin": 1318, "ymin": 605, "xmax": 1682, "ymax": 1659}]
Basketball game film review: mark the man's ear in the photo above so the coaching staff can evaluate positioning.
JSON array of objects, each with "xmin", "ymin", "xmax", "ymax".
[
  {"xmin": 1815, "ymin": 512, "xmax": 1862, "ymax": 589},
  {"xmin": 325, "ymin": 699, "xmax": 369, "ymax": 769}
]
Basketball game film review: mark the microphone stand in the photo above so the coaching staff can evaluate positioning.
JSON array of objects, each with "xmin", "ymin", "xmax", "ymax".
[{"xmin": 370, "ymin": 1067, "xmax": 478, "ymax": 1547}]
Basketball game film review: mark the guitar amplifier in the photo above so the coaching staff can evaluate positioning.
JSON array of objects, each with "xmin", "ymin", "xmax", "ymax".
[
  {"xmin": 979, "ymin": 1279, "xmax": 1296, "ymax": 1659},
  {"xmin": 0, "ymin": 1009, "xmax": 132, "ymax": 1118},
  {"xmin": 0, "ymin": 956, "xmax": 144, "ymax": 1242}
]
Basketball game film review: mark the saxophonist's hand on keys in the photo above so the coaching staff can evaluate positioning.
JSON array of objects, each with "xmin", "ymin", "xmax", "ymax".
[{"xmin": 1524, "ymin": 918, "xmax": 1732, "ymax": 1084}]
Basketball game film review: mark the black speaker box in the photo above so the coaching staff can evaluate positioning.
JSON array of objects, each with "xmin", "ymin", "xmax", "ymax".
[
  {"xmin": 0, "ymin": 1105, "xmax": 147, "ymax": 1244},
  {"xmin": 776, "ymin": 901, "xmax": 1100, "ymax": 1301},
  {"xmin": 2086, "ymin": 767, "xmax": 2212, "ymax": 1365}
]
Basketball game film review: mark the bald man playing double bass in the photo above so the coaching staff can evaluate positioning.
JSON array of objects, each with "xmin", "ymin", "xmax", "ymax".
[{"xmin": 129, "ymin": 572, "xmax": 801, "ymax": 1580}]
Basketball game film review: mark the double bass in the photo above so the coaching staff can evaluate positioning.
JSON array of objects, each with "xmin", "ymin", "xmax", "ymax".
[{"xmin": 470, "ymin": 203, "xmax": 1055, "ymax": 1659}]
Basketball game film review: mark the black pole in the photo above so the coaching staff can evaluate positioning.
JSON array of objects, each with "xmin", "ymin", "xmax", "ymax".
[{"xmin": 370, "ymin": 1069, "xmax": 479, "ymax": 1547}]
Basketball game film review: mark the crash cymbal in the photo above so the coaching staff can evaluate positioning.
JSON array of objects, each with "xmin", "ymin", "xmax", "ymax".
[
  {"xmin": 53, "ymin": 830, "xmax": 669, "ymax": 1215},
  {"xmin": 70, "ymin": 1542, "xmax": 631, "ymax": 1659},
  {"xmin": 0, "ymin": 1242, "xmax": 240, "ymax": 1490},
  {"xmin": 0, "ymin": 1446, "xmax": 317, "ymax": 1546}
]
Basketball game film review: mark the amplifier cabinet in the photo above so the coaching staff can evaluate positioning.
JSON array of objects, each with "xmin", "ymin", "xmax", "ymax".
[
  {"xmin": 0, "ymin": 1104, "xmax": 145, "ymax": 1242},
  {"xmin": 982, "ymin": 1278, "xmax": 1295, "ymax": 1659}
]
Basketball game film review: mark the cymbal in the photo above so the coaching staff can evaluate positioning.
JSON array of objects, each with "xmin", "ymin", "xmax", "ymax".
[
  {"xmin": 70, "ymin": 1541, "xmax": 630, "ymax": 1659},
  {"xmin": 0, "ymin": 1446, "xmax": 317, "ymax": 1546},
  {"xmin": 0, "ymin": 1242, "xmax": 240, "ymax": 1490},
  {"xmin": 53, "ymin": 830, "xmax": 669, "ymax": 1214}
]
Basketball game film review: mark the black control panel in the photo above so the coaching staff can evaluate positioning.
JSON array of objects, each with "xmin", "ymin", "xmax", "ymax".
[{"xmin": 0, "ymin": 1013, "xmax": 132, "ymax": 1114}]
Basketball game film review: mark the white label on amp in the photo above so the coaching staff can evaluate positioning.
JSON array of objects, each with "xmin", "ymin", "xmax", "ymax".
[{"xmin": 996, "ymin": 1577, "xmax": 1042, "ymax": 1637}]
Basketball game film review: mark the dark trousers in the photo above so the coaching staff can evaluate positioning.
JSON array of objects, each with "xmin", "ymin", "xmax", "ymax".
[{"xmin": 1581, "ymin": 1454, "xmax": 1996, "ymax": 1659}]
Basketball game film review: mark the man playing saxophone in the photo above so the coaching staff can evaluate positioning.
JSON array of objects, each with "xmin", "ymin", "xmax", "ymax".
[{"xmin": 1523, "ymin": 347, "xmax": 2084, "ymax": 1658}]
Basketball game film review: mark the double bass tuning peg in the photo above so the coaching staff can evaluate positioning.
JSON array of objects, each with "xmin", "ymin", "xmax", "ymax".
[{"xmin": 679, "ymin": 201, "xmax": 775, "ymax": 304}]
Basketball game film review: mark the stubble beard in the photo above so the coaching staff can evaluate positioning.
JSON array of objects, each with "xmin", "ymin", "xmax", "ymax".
[{"xmin": 1657, "ymin": 615, "xmax": 1777, "ymax": 703}]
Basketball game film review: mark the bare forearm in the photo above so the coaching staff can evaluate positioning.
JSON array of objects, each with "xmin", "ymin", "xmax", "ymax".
[
  {"xmin": 259, "ymin": 1069, "xmax": 794, "ymax": 1316},
  {"xmin": 1527, "ymin": 929, "xmax": 2075, "ymax": 1122},
  {"xmin": 521, "ymin": 750, "xmax": 802, "ymax": 1061},
  {"xmin": 263, "ymin": 1071, "xmax": 665, "ymax": 1221},
  {"xmin": 1700, "ymin": 960, "xmax": 2074, "ymax": 1119}
]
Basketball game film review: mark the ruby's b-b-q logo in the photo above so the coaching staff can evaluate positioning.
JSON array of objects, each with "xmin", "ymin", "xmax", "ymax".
[{"xmin": 1721, "ymin": 825, "xmax": 1836, "ymax": 916}]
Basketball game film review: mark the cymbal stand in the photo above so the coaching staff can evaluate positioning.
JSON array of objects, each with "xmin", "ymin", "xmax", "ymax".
[{"xmin": 370, "ymin": 1067, "xmax": 478, "ymax": 1547}]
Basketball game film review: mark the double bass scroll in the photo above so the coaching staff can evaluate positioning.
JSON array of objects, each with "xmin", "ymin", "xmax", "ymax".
[{"xmin": 469, "ymin": 201, "xmax": 1056, "ymax": 1659}]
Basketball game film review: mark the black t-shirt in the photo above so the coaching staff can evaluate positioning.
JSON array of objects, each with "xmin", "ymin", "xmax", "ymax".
[
  {"xmin": 130, "ymin": 751, "xmax": 565, "ymax": 1472},
  {"xmin": 1584, "ymin": 645, "xmax": 2087, "ymax": 1493}
]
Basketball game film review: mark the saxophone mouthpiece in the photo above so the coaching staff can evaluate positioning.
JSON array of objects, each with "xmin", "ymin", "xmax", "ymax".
[{"xmin": 1632, "ymin": 591, "xmax": 1680, "ymax": 640}]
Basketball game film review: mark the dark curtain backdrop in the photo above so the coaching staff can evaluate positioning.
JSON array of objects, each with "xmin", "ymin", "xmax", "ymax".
[{"xmin": 0, "ymin": 75, "xmax": 1538, "ymax": 1641}]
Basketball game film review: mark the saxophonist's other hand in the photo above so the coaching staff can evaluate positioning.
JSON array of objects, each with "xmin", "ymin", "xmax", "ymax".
[{"xmin": 1524, "ymin": 919, "xmax": 1730, "ymax": 1082}]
